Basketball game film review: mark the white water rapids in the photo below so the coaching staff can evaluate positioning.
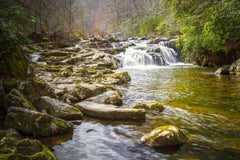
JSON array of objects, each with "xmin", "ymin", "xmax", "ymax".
[{"xmin": 116, "ymin": 39, "xmax": 181, "ymax": 68}]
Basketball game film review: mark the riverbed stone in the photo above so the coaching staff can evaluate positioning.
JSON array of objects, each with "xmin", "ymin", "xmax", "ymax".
[
  {"xmin": 0, "ymin": 137, "xmax": 57, "ymax": 160},
  {"xmin": 133, "ymin": 101, "xmax": 164, "ymax": 112},
  {"xmin": 86, "ymin": 90, "xmax": 122, "ymax": 106},
  {"xmin": 140, "ymin": 125, "xmax": 188, "ymax": 147},
  {"xmin": 4, "ymin": 89, "xmax": 36, "ymax": 111},
  {"xmin": 33, "ymin": 96, "xmax": 83, "ymax": 120},
  {"xmin": 103, "ymin": 71, "xmax": 131, "ymax": 85},
  {"xmin": 75, "ymin": 101, "xmax": 146, "ymax": 121},
  {"xmin": 5, "ymin": 107, "xmax": 73, "ymax": 137}
]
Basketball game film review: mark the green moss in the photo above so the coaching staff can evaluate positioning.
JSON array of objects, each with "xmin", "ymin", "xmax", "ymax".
[{"xmin": 0, "ymin": 48, "xmax": 29, "ymax": 79}]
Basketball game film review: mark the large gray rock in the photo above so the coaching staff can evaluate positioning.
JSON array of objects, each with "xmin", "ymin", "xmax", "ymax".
[
  {"xmin": 140, "ymin": 126, "xmax": 188, "ymax": 147},
  {"xmin": 4, "ymin": 89, "xmax": 36, "ymax": 111},
  {"xmin": 33, "ymin": 96, "xmax": 83, "ymax": 120},
  {"xmin": 86, "ymin": 90, "xmax": 122, "ymax": 106},
  {"xmin": 75, "ymin": 101, "xmax": 145, "ymax": 121},
  {"xmin": 5, "ymin": 107, "xmax": 73, "ymax": 137}
]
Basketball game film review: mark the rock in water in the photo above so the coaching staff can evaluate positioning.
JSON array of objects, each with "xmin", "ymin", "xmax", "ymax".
[
  {"xmin": 133, "ymin": 101, "xmax": 164, "ymax": 112},
  {"xmin": 75, "ymin": 101, "xmax": 145, "ymax": 121},
  {"xmin": 140, "ymin": 126, "xmax": 188, "ymax": 147},
  {"xmin": 5, "ymin": 107, "xmax": 73, "ymax": 137},
  {"xmin": 214, "ymin": 66, "xmax": 230, "ymax": 75},
  {"xmin": 86, "ymin": 90, "xmax": 122, "ymax": 106},
  {"xmin": 103, "ymin": 71, "xmax": 131, "ymax": 85},
  {"xmin": 33, "ymin": 96, "xmax": 83, "ymax": 120}
]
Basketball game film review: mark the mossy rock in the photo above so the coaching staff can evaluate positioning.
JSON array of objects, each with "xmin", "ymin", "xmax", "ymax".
[
  {"xmin": 133, "ymin": 101, "xmax": 164, "ymax": 112},
  {"xmin": 0, "ymin": 129, "xmax": 22, "ymax": 140},
  {"xmin": 0, "ymin": 137, "xmax": 57, "ymax": 160},
  {"xmin": 103, "ymin": 71, "xmax": 131, "ymax": 85},
  {"xmin": 86, "ymin": 90, "xmax": 122, "ymax": 106},
  {"xmin": 140, "ymin": 125, "xmax": 188, "ymax": 147},
  {"xmin": 5, "ymin": 107, "xmax": 74, "ymax": 137},
  {"xmin": 4, "ymin": 89, "xmax": 36, "ymax": 111},
  {"xmin": 33, "ymin": 96, "xmax": 83, "ymax": 120}
]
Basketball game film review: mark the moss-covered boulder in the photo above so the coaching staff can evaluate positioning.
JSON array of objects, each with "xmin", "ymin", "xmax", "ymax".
[
  {"xmin": 103, "ymin": 71, "xmax": 131, "ymax": 85},
  {"xmin": 33, "ymin": 96, "xmax": 83, "ymax": 120},
  {"xmin": 0, "ymin": 137, "xmax": 57, "ymax": 160},
  {"xmin": 140, "ymin": 126, "xmax": 188, "ymax": 147},
  {"xmin": 133, "ymin": 101, "xmax": 164, "ymax": 112},
  {"xmin": 86, "ymin": 90, "xmax": 122, "ymax": 106},
  {"xmin": 75, "ymin": 101, "xmax": 146, "ymax": 121},
  {"xmin": 5, "ymin": 107, "xmax": 73, "ymax": 137},
  {"xmin": 4, "ymin": 89, "xmax": 36, "ymax": 111}
]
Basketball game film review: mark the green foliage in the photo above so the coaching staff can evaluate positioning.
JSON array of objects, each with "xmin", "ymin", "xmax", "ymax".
[
  {"xmin": 0, "ymin": 1, "xmax": 33, "ymax": 53},
  {"xmin": 166, "ymin": 0, "xmax": 240, "ymax": 54}
]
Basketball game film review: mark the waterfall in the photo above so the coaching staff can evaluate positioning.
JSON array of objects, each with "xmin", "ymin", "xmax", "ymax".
[{"xmin": 116, "ymin": 39, "xmax": 180, "ymax": 68}]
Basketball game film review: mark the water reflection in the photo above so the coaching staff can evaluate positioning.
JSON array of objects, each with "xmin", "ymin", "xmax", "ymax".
[{"xmin": 53, "ymin": 67, "xmax": 240, "ymax": 160}]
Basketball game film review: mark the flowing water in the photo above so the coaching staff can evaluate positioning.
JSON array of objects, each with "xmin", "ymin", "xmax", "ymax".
[{"xmin": 52, "ymin": 39, "xmax": 240, "ymax": 160}]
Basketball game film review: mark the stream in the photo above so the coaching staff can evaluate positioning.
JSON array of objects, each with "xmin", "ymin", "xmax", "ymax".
[{"xmin": 53, "ymin": 39, "xmax": 240, "ymax": 160}]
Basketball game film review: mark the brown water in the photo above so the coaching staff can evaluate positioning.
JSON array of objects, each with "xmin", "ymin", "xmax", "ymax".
[{"xmin": 53, "ymin": 66, "xmax": 240, "ymax": 160}]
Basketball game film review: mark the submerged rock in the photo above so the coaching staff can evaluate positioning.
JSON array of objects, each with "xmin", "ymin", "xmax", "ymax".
[
  {"xmin": 133, "ymin": 101, "xmax": 164, "ymax": 112},
  {"xmin": 5, "ymin": 107, "xmax": 73, "ymax": 137},
  {"xmin": 33, "ymin": 96, "xmax": 83, "ymax": 120},
  {"xmin": 0, "ymin": 137, "xmax": 57, "ymax": 160},
  {"xmin": 75, "ymin": 101, "xmax": 145, "ymax": 121},
  {"xmin": 86, "ymin": 90, "xmax": 122, "ymax": 106},
  {"xmin": 140, "ymin": 126, "xmax": 188, "ymax": 147},
  {"xmin": 4, "ymin": 89, "xmax": 36, "ymax": 111}
]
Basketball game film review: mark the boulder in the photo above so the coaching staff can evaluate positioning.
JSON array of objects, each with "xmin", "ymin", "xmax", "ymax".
[
  {"xmin": 5, "ymin": 107, "xmax": 73, "ymax": 137},
  {"xmin": 133, "ymin": 101, "xmax": 164, "ymax": 112},
  {"xmin": 104, "ymin": 71, "xmax": 131, "ymax": 85},
  {"xmin": 75, "ymin": 101, "xmax": 145, "ymax": 121},
  {"xmin": 0, "ymin": 137, "xmax": 57, "ymax": 160},
  {"xmin": 33, "ymin": 96, "xmax": 83, "ymax": 120},
  {"xmin": 71, "ymin": 83, "xmax": 117, "ymax": 101},
  {"xmin": 4, "ymin": 89, "xmax": 36, "ymax": 111},
  {"xmin": 140, "ymin": 126, "xmax": 188, "ymax": 147},
  {"xmin": 215, "ymin": 66, "xmax": 230, "ymax": 75},
  {"xmin": 86, "ymin": 90, "xmax": 122, "ymax": 106},
  {"xmin": 229, "ymin": 59, "xmax": 240, "ymax": 75},
  {"xmin": 0, "ymin": 129, "xmax": 22, "ymax": 140}
]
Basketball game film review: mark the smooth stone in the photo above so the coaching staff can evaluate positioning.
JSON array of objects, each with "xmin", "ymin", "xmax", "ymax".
[
  {"xmin": 104, "ymin": 71, "xmax": 131, "ymax": 85},
  {"xmin": 141, "ymin": 125, "xmax": 188, "ymax": 147},
  {"xmin": 75, "ymin": 101, "xmax": 145, "ymax": 121},
  {"xmin": 215, "ymin": 66, "xmax": 230, "ymax": 75}
]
